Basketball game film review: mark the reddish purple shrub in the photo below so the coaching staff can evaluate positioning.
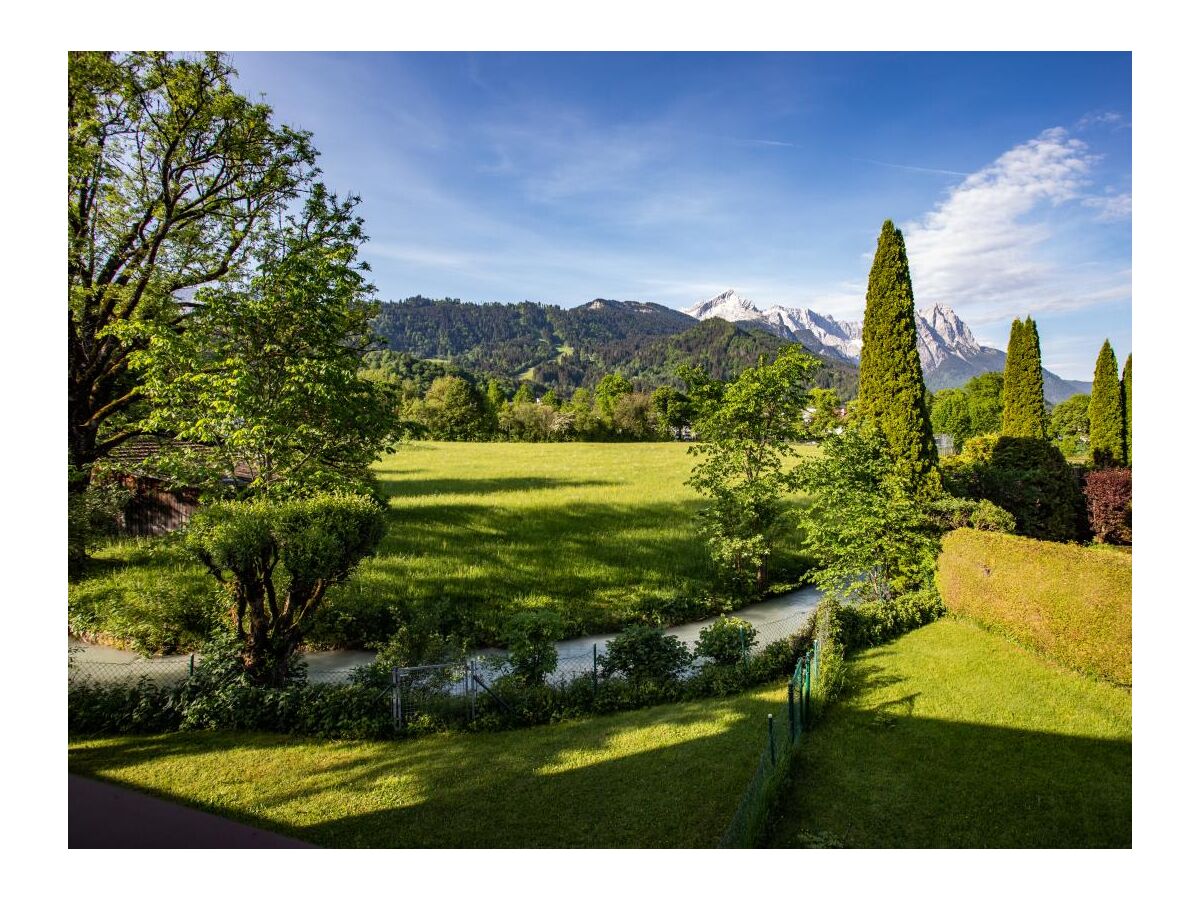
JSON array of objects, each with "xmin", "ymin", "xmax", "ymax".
[{"xmin": 1083, "ymin": 468, "xmax": 1132, "ymax": 544}]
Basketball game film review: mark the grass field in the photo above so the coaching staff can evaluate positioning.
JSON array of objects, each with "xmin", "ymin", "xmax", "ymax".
[
  {"xmin": 766, "ymin": 618, "xmax": 1132, "ymax": 848},
  {"xmin": 69, "ymin": 681, "xmax": 786, "ymax": 848},
  {"xmin": 69, "ymin": 441, "xmax": 818, "ymax": 652}
]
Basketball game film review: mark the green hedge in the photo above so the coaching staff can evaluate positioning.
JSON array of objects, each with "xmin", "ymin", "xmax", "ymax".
[{"xmin": 935, "ymin": 529, "xmax": 1131, "ymax": 686}]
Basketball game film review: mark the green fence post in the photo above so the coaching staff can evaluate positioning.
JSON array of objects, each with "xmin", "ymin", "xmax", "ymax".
[
  {"xmin": 804, "ymin": 649, "xmax": 813, "ymax": 723},
  {"xmin": 188, "ymin": 654, "xmax": 194, "ymax": 678},
  {"xmin": 787, "ymin": 681, "xmax": 796, "ymax": 742},
  {"xmin": 592, "ymin": 643, "xmax": 598, "ymax": 701},
  {"xmin": 768, "ymin": 714, "xmax": 776, "ymax": 766},
  {"xmin": 740, "ymin": 626, "xmax": 748, "ymax": 671}
]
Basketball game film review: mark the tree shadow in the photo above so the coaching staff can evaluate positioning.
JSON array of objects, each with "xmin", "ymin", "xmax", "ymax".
[
  {"xmin": 68, "ymin": 689, "xmax": 787, "ymax": 848},
  {"xmin": 376, "ymin": 475, "xmax": 618, "ymax": 499}
]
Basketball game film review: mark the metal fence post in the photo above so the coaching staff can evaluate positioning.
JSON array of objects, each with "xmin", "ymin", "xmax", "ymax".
[
  {"xmin": 787, "ymin": 681, "xmax": 796, "ymax": 742},
  {"xmin": 592, "ymin": 643, "xmax": 598, "ymax": 701},
  {"xmin": 740, "ymin": 626, "xmax": 748, "ymax": 670},
  {"xmin": 469, "ymin": 657, "xmax": 477, "ymax": 722},
  {"xmin": 188, "ymin": 654, "xmax": 194, "ymax": 678},
  {"xmin": 391, "ymin": 666, "xmax": 402, "ymax": 731},
  {"xmin": 768, "ymin": 714, "xmax": 776, "ymax": 766}
]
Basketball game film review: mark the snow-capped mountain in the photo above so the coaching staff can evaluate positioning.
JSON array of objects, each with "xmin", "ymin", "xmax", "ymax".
[{"xmin": 684, "ymin": 290, "xmax": 1089, "ymax": 400}]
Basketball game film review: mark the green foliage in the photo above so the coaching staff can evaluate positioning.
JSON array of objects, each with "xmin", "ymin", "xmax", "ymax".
[
  {"xmin": 685, "ymin": 345, "xmax": 821, "ymax": 592},
  {"xmin": 599, "ymin": 625, "xmax": 693, "ymax": 682},
  {"xmin": 1001, "ymin": 317, "xmax": 1048, "ymax": 438},
  {"xmin": 503, "ymin": 610, "xmax": 563, "ymax": 687},
  {"xmin": 694, "ymin": 616, "xmax": 757, "ymax": 666},
  {"xmin": 67, "ymin": 469, "xmax": 131, "ymax": 569},
  {"xmin": 929, "ymin": 388, "xmax": 971, "ymax": 452},
  {"xmin": 1089, "ymin": 340, "xmax": 1125, "ymax": 466},
  {"xmin": 941, "ymin": 434, "xmax": 1086, "ymax": 542},
  {"xmin": 1048, "ymin": 393, "xmax": 1091, "ymax": 458},
  {"xmin": 795, "ymin": 426, "xmax": 940, "ymax": 604},
  {"xmin": 412, "ymin": 375, "xmax": 496, "ymax": 440},
  {"xmin": 121, "ymin": 188, "xmax": 399, "ymax": 498},
  {"xmin": 936, "ymin": 528, "xmax": 1131, "ymax": 685},
  {"xmin": 68, "ymin": 51, "xmax": 318, "ymax": 478},
  {"xmin": 855, "ymin": 220, "xmax": 940, "ymax": 494},
  {"xmin": 1121, "ymin": 354, "xmax": 1132, "ymax": 465},
  {"xmin": 928, "ymin": 496, "xmax": 1016, "ymax": 534},
  {"xmin": 186, "ymin": 492, "xmax": 386, "ymax": 684}
]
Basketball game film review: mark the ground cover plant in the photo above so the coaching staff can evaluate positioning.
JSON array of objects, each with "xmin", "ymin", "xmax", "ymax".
[
  {"xmin": 69, "ymin": 442, "xmax": 819, "ymax": 652},
  {"xmin": 765, "ymin": 618, "xmax": 1131, "ymax": 848},
  {"xmin": 69, "ymin": 682, "xmax": 789, "ymax": 848},
  {"xmin": 935, "ymin": 528, "xmax": 1131, "ymax": 685}
]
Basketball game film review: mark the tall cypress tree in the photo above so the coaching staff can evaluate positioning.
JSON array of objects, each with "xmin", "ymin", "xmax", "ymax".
[
  {"xmin": 1121, "ymin": 354, "xmax": 1132, "ymax": 465},
  {"xmin": 1002, "ymin": 317, "xmax": 1048, "ymax": 438},
  {"xmin": 857, "ymin": 220, "xmax": 939, "ymax": 492},
  {"xmin": 1089, "ymin": 340, "xmax": 1124, "ymax": 466}
]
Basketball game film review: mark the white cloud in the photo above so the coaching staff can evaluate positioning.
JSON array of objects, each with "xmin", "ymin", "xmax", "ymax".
[
  {"xmin": 1083, "ymin": 192, "xmax": 1133, "ymax": 222},
  {"xmin": 901, "ymin": 127, "xmax": 1130, "ymax": 322}
]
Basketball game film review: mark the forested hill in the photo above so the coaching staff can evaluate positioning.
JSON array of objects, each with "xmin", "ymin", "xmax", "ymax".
[{"xmin": 372, "ymin": 295, "xmax": 859, "ymax": 398}]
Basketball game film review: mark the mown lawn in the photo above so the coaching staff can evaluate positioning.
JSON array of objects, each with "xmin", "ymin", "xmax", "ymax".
[
  {"xmin": 70, "ymin": 441, "xmax": 818, "ymax": 651},
  {"xmin": 69, "ymin": 682, "xmax": 786, "ymax": 848},
  {"xmin": 767, "ymin": 617, "xmax": 1131, "ymax": 848}
]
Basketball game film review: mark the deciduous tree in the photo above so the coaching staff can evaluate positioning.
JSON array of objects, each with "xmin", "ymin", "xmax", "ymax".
[
  {"xmin": 684, "ymin": 345, "xmax": 820, "ymax": 592},
  {"xmin": 68, "ymin": 51, "xmax": 316, "ymax": 483}
]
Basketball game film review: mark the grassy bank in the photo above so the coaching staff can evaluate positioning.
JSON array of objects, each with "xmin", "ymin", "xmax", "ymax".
[
  {"xmin": 70, "ymin": 442, "xmax": 817, "ymax": 652},
  {"xmin": 936, "ymin": 528, "xmax": 1132, "ymax": 685},
  {"xmin": 766, "ymin": 618, "xmax": 1131, "ymax": 848},
  {"xmin": 69, "ymin": 682, "xmax": 786, "ymax": 848}
]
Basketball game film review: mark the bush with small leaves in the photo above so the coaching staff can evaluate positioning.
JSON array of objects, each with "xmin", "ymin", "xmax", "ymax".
[
  {"xmin": 694, "ymin": 615, "xmax": 757, "ymax": 667},
  {"xmin": 599, "ymin": 624, "xmax": 692, "ymax": 682},
  {"xmin": 1083, "ymin": 467, "xmax": 1132, "ymax": 544}
]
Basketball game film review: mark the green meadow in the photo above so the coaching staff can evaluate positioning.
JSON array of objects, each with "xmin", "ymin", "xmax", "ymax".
[{"xmin": 69, "ymin": 441, "xmax": 819, "ymax": 652}]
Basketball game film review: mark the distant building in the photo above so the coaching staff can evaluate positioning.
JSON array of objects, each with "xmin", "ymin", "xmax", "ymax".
[{"xmin": 933, "ymin": 433, "xmax": 956, "ymax": 457}]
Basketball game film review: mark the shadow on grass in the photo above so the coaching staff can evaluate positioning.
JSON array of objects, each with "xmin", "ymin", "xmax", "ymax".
[
  {"xmin": 69, "ymin": 690, "xmax": 785, "ymax": 848},
  {"xmin": 377, "ymin": 475, "xmax": 619, "ymax": 499},
  {"xmin": 767, "ymin": 662, "xmax": 1132, "ymax": 848}
]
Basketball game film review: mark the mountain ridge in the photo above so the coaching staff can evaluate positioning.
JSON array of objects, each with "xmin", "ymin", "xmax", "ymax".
[{"xmin": 684, "ymin": 289, "xmax": 1090, "ymax": 402}]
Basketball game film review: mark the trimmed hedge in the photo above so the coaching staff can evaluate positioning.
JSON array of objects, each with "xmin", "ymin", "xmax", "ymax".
[{"xmin": 935, "ymin": 529, "xmax": 1131, "ymax": 686}]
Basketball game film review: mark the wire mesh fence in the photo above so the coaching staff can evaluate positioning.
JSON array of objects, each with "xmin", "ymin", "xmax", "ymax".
[
  {"xmin": 718, "ymin": 642, "xmax": 820, "ymax": 848},
  {"xmin": 68, "ymin": 606, "xmax": 820, "ymax": 738}
]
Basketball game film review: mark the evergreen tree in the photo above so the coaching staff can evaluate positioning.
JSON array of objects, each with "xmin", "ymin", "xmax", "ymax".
[
  {"xmin": 1089, "ymin": 340, "xmax": 1124, "ymax": 466},
  {"xmin": 856, "ymin": 220, "xmax": 940, "ymax": 493},
  {"xmin": 1121, "ymin": 354, "xmax": 1132, "ymax": 465},
  {"xmin": 1001, "ymin": 317, "xmax": 1048, "ymax": 438}
]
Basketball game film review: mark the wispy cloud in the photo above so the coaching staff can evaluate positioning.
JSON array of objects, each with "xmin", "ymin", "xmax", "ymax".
[
  {"xmin": 854, "ymin": 157, "xmax": 970, "ymax": 177},
  {"xmin": 1083, "ymin": 191, "xmax": 1133, "ymax": 222},
  {"xmin": 736, "ymin": 138, "xmax": 800, "ymax": 148},
  {"xmin": 901, "ymin": 127, "xmax": 1129, "ymax": 325}
]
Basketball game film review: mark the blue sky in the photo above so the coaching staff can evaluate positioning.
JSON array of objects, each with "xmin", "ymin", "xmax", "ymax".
[{"xmin": 231, "ymin": 52, "xmax": 1131, "ymax": 380}]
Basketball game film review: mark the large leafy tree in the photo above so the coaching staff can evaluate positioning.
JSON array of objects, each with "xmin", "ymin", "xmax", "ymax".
[
  {"xmin": 856, "ymin": 220, "xmax": 940, "ymax": 494},
  {"xmin": 795, "ymin": 425, "xmax": 939, "ymax": 603},
  {"xmin": 68, "ymin": 51, "xmax": 317, "ymax": 483},
  {"xmin": 1001, "ymin": 317, "xmax": 1048, "ymax": 438},
  {"xmin": 930, "ymin": 388, "xmax": 971, "ymax": 452},
  {"xmin": 1089, "ymin": 340, "xmax": 1125, "ymax": 466},
  {"xmin": 1122, "ymin": 354, "xmax": 1132, "ymax": 465},
  {"xmin": 1048, "ymin": 393, "xmax": 1091, "ymax": 458},
  {"xmin": 124, "ymin": 188, "xmax": 400, "ymax": 497},
  {"xmin": 683, "ymin": 345, "xmax": 821, "ymax": 592},
  {"xmin": 187, "ymin": 493, "xmax": 386, "ymax": 685}
]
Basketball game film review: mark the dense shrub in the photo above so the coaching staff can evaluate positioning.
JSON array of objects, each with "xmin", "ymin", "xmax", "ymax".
[
  {"xmin": 67, "ymin": 476, "xmax": 131, "ymax": 570},
  {"xmin": 936, "ymin": 528, "xmax": 1131, "ymax": 685},
  {"xmin": 1083, "ymin": 467, "xmax": 1132, "ymax": 544},
  {"xmin": 694, "ymin": 616, "xmax": 757, "ymax": 666},
  {"xmin": 928, "ymin": 497, "xmax": 1016, "ymax": 534},
  {"xmin": 941, "ymin": 434, "xmax": 1087, "ymax": 542},
  {"xmin": 503, "ymin": 610, "xmax": 563, "ymax": 686},
  {"xmin": 835, "ymin": 589, "xmax": 945, "ymax": 648},
  {"xmin": 599, "ymin": 625, "xmax": 692, "ymax": 682}
]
